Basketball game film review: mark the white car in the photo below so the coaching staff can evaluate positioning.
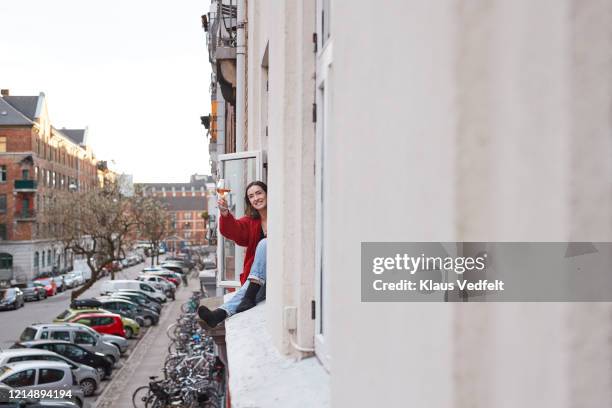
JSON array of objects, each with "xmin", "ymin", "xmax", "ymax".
[
  {"xmin": 99, "ymin": 280, "xmax": 166, "ymax": 303},
  {"xmin": 138, "ymin": 274, "xmax": 176, "ymax": 291},
  {"xmin": 0, "ymin": 349, "xmax": 99, "ymax": 397},
  {"xmin": 0, "ymin": 361, "xmax": 88, "ymax": 407}
]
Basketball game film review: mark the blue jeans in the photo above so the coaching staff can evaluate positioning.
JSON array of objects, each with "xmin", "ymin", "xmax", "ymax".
[{"xmin": 220, "ymin": 238, "xmax": 267, "ymax": 317}]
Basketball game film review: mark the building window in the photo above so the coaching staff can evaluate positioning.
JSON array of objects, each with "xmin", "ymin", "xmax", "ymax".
[
  {"xmin": 0, "ymin": 253, "xmax": 11, "ymax": 268},
  {"xmin": 47, "ymin": 250, "xmax": 51, "ymax": 266},
  {"xmin": 34, "ymin": 252, "xmax": 39, "ymax": 268},
  {"xmin": 0, "ymin": 137, "xmax": 6, "ymax": 153},
  {"xmin": 0, "ymin": 195, "xmax": 6, "ymax": 213},
  {"xmin": 34, "ymin": 166, "xmax": 39, "ymax": 181},
  {"xmin": 0, "ymin": 166, "xmax": 6, "ymax": 182},
  {"xmin": 184, "ymin": 212, "xmax": 192, "ymax": 220},
  {"xmin": 41, "ymin": 249, "xmax": 45, "ymax": 267},
  {"xmin": 22, "ymin": 169, "xmax": 29, "ymax": 179},
  {"xmin": 0, "ymin": 225, "xmax": 6, "ymax": 241}
]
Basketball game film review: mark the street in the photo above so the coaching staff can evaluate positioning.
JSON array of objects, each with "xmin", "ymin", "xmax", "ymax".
[{"xmin": 0, "ymin": 261, "xmax": 150, "ymax": 350}]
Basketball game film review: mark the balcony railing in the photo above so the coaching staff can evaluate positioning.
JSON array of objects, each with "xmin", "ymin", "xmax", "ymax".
[
  {"xmin": 15, "ymin": 210, "xmax": 36, "ymax": 221},
  {"xmin": 14, "ymin": 180, "xmax": 37, "ymax": 191}
]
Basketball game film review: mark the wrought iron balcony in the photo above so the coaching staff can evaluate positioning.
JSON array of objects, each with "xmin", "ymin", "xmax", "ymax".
[{"xmin": 14, "ymin": 180, "xmax": 37, "ymax": 192}]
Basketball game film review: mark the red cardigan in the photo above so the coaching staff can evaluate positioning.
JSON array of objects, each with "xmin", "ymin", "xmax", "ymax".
[{"xmin": 219, "ymin": 212, "xmax": 263, "ymax": 285}]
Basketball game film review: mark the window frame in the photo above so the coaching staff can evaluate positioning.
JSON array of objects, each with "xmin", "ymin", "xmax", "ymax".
[
  {"xmin": 314, "ymin": 7, "xmax": 333, "ymax": 370},
  {"xmin": 217, "ymin": 150, "xmax": 264, "ymax": 289}
]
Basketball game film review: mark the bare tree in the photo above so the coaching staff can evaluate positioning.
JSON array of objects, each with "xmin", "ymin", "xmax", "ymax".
[
  {"xmin": 47, "ymin": 182, "xmax": 139, "ymax": 300},
  {"xmin": 136, "ymin": 197, "xmax": 174, "ymax": 267}
]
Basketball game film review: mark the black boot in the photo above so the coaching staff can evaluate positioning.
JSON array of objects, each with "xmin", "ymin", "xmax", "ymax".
[
  {"xmin": 236, "ymin": 282, "xmax": 261, "ymax": 313},
  {"xmin": 197, "ymin": 305, "xmax": 227, "ymax": 328}
]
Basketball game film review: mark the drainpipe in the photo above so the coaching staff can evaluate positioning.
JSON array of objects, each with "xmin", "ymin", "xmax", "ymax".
[{"xmin": 236, "ymin": 0, "xmax": 246, "ymax": 152}]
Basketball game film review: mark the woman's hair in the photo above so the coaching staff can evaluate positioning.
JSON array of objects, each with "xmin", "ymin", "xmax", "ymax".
[{"xmin": 244, "ymin": 181, "xmax": 268, "ymax": 219}]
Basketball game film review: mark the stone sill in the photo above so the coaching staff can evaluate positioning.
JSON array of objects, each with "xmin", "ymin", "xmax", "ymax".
[{"xmin": 224, "ymin": 296, "xmax": 330, "ymax": 408}]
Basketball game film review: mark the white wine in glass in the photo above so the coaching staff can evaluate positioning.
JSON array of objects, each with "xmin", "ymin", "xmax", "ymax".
[{"xmin": 216, "ymin": 179, "xmax": 231, "ymax": 198}]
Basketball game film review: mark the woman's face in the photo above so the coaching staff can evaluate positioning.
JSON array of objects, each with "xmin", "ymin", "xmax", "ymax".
[{"xmin": 247, "ymin": 185, "xmax": 267, "ymax": 212}]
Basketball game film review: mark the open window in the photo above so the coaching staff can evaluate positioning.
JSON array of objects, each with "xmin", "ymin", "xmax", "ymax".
[{"xmin": 217, "ymin": 150, "xmax": 265, "ymax": 289}]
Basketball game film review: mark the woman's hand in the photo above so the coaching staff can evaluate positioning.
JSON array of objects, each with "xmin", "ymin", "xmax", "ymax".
[{"xmin": 218, "ymin": 196, "xmax": 229, "ymax": 216}]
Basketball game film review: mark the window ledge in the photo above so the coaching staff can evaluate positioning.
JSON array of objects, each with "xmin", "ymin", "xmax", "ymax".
[{"xmin": 225, "ymin": 296, "xmax": 330, "ymax": 408}]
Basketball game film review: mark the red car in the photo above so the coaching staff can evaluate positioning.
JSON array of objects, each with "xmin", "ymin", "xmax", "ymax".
[
  {"xmin": 33, "ymin": 278, "xmax": 57, "ymax": 296},
  {"xmin": 69, "ymin": 312, "xmax": 126, "ymax": 338}
]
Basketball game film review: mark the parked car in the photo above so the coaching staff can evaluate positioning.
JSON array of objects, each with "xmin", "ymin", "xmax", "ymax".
[
  {"xmin": 54, "ymin": 308, "xmax": 140, "ymax": 339},
  {"xmin": 0, "ymin": 361, "xmax": 87, "ymax": 407},
  {"xmin": 20, "ymin": 323, "xmax": 128, "ymax": 356},
  {"xmin": 62, "ymin": 274, "xmax": 77, "ymax": 289},
  {"xmin": 69, "ymin": 271, "xmax": 85, "ymax": 286},
  {"xmin": 137, "ymin": 275, "xmax": 175, "ymax": 300},
  {"xmin": 99, "ymin": 280, "xmax": 166, "ymax": 303},
  {"xmin": 0, "ymin": 349, "xmax": 100, "ymax": 396},
  {"xmin": 0, "ymin": 288, "xmax": 25, "ymax": 310},
  {"xmin": 68, "ymin": 313, "xmax": 126, "ymax": 339},
  {"xmin": 52, "ymin": 276, "xmax": 65, "ymax": 293},
  {"xmin": 95, "ymin": 297, "xmax": 159, "ymax": 326},
  {"xmin": 13, "ymin": 340, "xmax": 113, "ymax": 380},
  {"xmin": 158, "ymin": 261, "xmax": 189, "ymax": 274},
  {"xmin": 33, "ymin": 278, "xmax": 57, "ymax": 297},
  {"xmin": 18, "ymin": 324, "xmax": 120, "ymax": 365},
  {"xmin": 141, "ymin": 269, "xmax": 181, "ymax": 287},
  {"xmin": 14, "ymin": 282, "xmax": 47, "ymax": 302},
  {"xmin": 78, "ymin": 298, "xmax": 146, "ymax": 328},
  {"xmin": 108, "ymin": 292, "xmax": 162, "ymax": 314}
]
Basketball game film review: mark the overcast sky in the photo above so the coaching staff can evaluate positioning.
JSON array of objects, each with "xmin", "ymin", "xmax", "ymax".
[{"xmin": 0, "ymin": 0, "xmax": 212, "ymax": 183}]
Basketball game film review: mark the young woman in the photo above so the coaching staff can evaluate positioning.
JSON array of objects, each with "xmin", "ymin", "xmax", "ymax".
[{"xmin": 198, "ymin": 181, "xmax": 268, "ymax": 328}]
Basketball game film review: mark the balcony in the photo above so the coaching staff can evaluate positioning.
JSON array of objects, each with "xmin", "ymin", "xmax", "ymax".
[
  {"xmin": 15, "ymin": 210, "xmax": 36, "ymax": 221},
  {"xmin": 14, "ymin": 180, "xmax": 37, "ymax": 192}
]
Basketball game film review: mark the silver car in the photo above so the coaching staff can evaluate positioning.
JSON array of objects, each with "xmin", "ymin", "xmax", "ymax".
[
  {"xmin": 0, "ymin": 349, "xmax": 100, "ymax": 397},
  {"xmin": 0, "ymin": 361, "xmax": 88, "ymax": 407},
  {"xmin": 19, "ymin": 324, "xmax": 120, "ymax": 366}
]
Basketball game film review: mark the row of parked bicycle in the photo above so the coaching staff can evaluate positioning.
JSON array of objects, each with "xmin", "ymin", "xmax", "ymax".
[{"xmin": 132, "ymin": 291, "xmax": 224, "ymax": 408}]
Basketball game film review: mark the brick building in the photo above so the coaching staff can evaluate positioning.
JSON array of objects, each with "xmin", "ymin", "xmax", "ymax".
[
  {"xmin": 0, "ymin": 90, "xmax": 99, "ymax": 283},
  {"xmin": 136, "ymin": 175, "xmax": 213, "ymax": 251}
]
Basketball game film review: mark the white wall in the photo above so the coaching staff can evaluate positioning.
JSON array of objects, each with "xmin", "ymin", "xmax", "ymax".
[
  {"xmin": 243, "ymin": 0, "xmax": 612, "ymax": 406},
  {"xmin": 327, "ymin": 0, "xmax": 612, "ymax": 407},
  {"xmin": 247, "ymin": 0, "xmax": 317, "ymax": 355}
]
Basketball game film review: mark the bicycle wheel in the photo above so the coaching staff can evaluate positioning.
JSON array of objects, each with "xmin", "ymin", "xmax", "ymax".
[
  {"xmin": 165, "ymin": 323, "xmax": 177, "ymax": 340},
  {"xmin": 132, "ymin": 386, "xmax": 151, "ymax": 408}
]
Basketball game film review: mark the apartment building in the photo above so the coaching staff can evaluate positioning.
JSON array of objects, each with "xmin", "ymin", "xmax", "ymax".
[
  {"xmin": 0, "ymin": 90, "xmax": 99, "ymax": 284},
  {"xmin": 136, "ymin": 175, "xmax": 213, "ymax": 250},
  {"xmin": 204, "ymin": 1, "xmax": 612, "ymax": 407}
]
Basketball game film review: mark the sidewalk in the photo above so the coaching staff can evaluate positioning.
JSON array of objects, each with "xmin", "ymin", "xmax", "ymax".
[{"xmin": 95, "ymin": 275, "xmax": 200, "ymax": 408}]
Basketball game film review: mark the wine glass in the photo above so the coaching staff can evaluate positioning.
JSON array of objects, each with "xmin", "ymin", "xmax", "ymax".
[{"xmin": 216, "ymin": 179, "xmax": 231, "ymax": 212}]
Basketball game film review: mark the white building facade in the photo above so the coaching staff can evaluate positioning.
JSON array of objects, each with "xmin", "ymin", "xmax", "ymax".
[{"xmin": 206, "ymin": 1, "xmax": 612, "ymax": 406}]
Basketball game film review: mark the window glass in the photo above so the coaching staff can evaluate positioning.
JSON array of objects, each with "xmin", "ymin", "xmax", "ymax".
[
  {"xmin": 38, "ymin": 368, "xmax": 64, "ymax": 385},
  {"xmin": 3, "ymin": 369, "xmax": 35, "ymax": 387},
  {"xmin": 64, "ymin": 345, "xmax": 85, "ymax": 359},
  {"xmin": 140, "ymin": 284, "xmax": 152, "ymax": 292},
  {"xmin": 0, "ymin": 253, "xmax": 12, "ymax": 268},
  {"xmin": 0, "ymin": 166, "xmax": 6, "ymax": 182},
  {"xmin": 40, "ymin": 331, "xmax": 49, "ymax": 340},
  {"xmin": 19, "ymin": 327, "xmax": 37, "ymax": 342},
  {"xmin": 50, "ymin": 331, "xmax": 71, "ymax": 342},
  {"xmin": 0, "ymin": 225, "xmax": 6, "ymax": 241},
  {"xmin": 74, "ymin": 331, "xmax": 95, "ymax": 345},
  {"xmin": 0, "ymin": 195, "xmax": 6, "ymax": 212},
  {"xmin": 75, "ymin": 318, "xmax": 92, "ymax": 326},
  {"xmin": 7, "ymin": 357, "xmax": 28, "ymax": 363},
  {"xmin": 99, "ymin": 317, "xmax": 114, "ymax": 326},
  {"xmin": 0, "ymin": 137, "xmax": 7, "ymax": 153}
]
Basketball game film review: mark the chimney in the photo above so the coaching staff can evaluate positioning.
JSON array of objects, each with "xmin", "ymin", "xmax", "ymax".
[{"xmin": 0, "ymin": 89, "xmax": 9, "ymax": 97}]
